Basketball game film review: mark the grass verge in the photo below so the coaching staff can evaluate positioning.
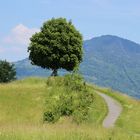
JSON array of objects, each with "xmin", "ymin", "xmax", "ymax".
[{"xmin": 93, "ymin": 85, "xmax": 140, "ymax": 135}]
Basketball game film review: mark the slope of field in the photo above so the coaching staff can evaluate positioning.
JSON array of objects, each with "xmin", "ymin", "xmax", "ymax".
[
  {"xmin": 0, "ymin": 77, "xmax": 139, "ymax": 139},
  {"xmin": 0, "ymin": 77, "xmax": 107, "ymax": 139}
]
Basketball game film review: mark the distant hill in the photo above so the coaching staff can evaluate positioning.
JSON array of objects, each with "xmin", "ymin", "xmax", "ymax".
[{"xmin": 14, "ymin": 35, "xmax": 140, "ymax": 99}]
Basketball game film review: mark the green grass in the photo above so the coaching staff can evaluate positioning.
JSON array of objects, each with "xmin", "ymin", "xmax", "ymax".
[
  {"xmin": 0, "ymin": 77, "xmax": 46, "ymax": 126},
  {"xmin": 0, "ymin": 123, "xmax": 139, "ymax": 140},
  {"xmin": 93, "ymin": 86, "xmax": 140, "ymax": 135},
  {"xmin": 0, "ymin": 76, "xmax": 107, "ymax": 139},
  {"xmin": 0, "ymin": 76, "xmax": 140, "ymax": 139}
]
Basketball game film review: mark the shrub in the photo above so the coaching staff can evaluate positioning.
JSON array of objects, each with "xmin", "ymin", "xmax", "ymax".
[
  {"xmin": 44, "ymin": 74, "xmax": 94, "ymax": 123},
  {"xmin": 43, "ymin": 98, "xmax": 61, "ymax": 123},
  {"xmin": 64, "ymin": 74, "xmax": 87, "ymax": 91}
]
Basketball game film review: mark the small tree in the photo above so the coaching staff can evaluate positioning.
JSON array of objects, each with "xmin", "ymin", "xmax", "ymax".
[
  {"xmin": 28, "ymin": 18, "xmax": 83, "ymax": 76},
  {"xmin": 0, "ymin": 60, "xmax": 16, "ymax": 83}
]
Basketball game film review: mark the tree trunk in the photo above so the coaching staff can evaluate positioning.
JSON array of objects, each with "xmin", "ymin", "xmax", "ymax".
[{"xmin": 51, "ymin": 69, "xmax": 58, "ymax": 76}]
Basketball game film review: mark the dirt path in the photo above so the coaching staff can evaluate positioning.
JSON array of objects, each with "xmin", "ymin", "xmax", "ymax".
[{"xmin": 97, "ymin": 92, "xmax": 122, "ymax": 128}]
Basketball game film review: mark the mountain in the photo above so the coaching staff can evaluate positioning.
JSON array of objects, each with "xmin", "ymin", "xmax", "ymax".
[{"xmin": 14, "ymin": 35, "xmax": 140, "ymax": 99}]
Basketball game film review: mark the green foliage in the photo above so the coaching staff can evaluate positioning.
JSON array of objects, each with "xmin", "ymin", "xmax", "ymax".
[
  {"xmin": 0, "ymin": 60, "xmax": 16, "ymax": 83},
  {"xmin": 72, "ymin": 91, "xmax": 94, "ymax": 123},
  {"xmin": 44, "ymin": 101, "xmax": 61, "ymax": 123},
  {"xmin": 44, "ymin": 74, "xmax": 94, "ymax": 123},
  {"xmin": 64, "ymin": 74, "xmax": 86, "ymax": 91},
  {"xmin": 28, "ymin": 18, "xmax": 83, "ymax": 76},
  {"xmin": 59, "ymin": 94, "xmax": 73, "ymax": 116}
]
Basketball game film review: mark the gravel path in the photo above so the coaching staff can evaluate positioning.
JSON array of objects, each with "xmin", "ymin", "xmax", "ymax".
[{"xmin": 97, "ymin": 92, "xmax": 122, "ymax": 128}]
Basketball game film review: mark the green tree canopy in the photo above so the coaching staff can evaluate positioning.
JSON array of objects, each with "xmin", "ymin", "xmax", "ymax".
[
  {"xmin": 28, "ymin": 18, "xmax": 83, "ymax": 76},
  {"xmin": 0, "ymin": 60, "xmax": 16, "ymax": 83}
]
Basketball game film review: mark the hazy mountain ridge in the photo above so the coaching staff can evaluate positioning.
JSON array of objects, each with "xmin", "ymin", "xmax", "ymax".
[{"xmin": 14, "ymin": 35, "xmax": 140, "ymax": 99}]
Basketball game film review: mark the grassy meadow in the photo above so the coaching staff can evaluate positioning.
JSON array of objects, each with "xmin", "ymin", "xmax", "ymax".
[
  {"xmin": 0, "ymin": 76, "xmax": 140, "ymax": 139},
  {"xmin": 94, "ymin": 86, "xmax": 140, "ymax": 135}
]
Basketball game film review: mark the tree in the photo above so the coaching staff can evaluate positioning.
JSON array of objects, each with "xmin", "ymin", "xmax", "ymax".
[
  {"xmin": 0, "ymin": 60, "xmax": 16, "ymax": 83},
  {"xmin": 28, "ymin": 18, "xmax": 83, "ymax": 76}
]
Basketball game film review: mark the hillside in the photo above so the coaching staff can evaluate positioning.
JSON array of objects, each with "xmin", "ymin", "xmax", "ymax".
[
  {"xmin": 14, "ymin": 35, "xmax": 140, "ymax": 99},
  {"xmin": 0, "ymin": 77, "xmax": 139, "ymax": 139},
  {"xmin": 82, "ymin": 35, "xmax": 140, "ymax": 99},
  {"xmin": 0, "ymin": 77, "xmax": 107, "ymax": 139}
]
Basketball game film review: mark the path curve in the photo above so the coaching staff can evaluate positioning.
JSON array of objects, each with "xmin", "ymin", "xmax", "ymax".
[{"xmin": 97, "ymin": 92, "xmax": 122, "ymax": 128}]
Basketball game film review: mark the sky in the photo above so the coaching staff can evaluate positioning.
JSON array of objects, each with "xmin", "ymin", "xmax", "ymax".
[{"xmin": 0, "ymin": 0, "xmax": 140, "ymax": 62}]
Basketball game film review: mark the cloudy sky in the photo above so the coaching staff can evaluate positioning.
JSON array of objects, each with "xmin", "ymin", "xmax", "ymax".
[{"xmin": 0, "ymin": 0, "xmax": 140, "ymax": 61}]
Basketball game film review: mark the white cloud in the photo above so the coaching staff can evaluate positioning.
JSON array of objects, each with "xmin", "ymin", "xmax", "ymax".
[
  {"xmin": 0, "ymin": 24, "xmax": 39, "ymax": 61},
  {"xmin": 3, "ymin": 24, "xmax": 39, "ymax": 45}
]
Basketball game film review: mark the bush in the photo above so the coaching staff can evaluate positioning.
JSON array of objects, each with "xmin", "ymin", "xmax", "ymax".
[
  {"xmin": 43, "ymin": 98, "xmax": 61, "ymax": 123},
  {"xmin": 44, "ymin": 74, "xmax": 94, "ymax": 123},
  {"xmin": 72, "ymin": 92, "xmax": 94, "ymax": 123},
  {"xmin": 44, "ymin": 94, "xmax": 74, "ymax": 123},
  {"xmin": 64, "ymin": 74, "xmax": 86, "ymax": 91},
  {"xmin": 59, "ymin": 94, "xmax": 73, "ymax": 116}
]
